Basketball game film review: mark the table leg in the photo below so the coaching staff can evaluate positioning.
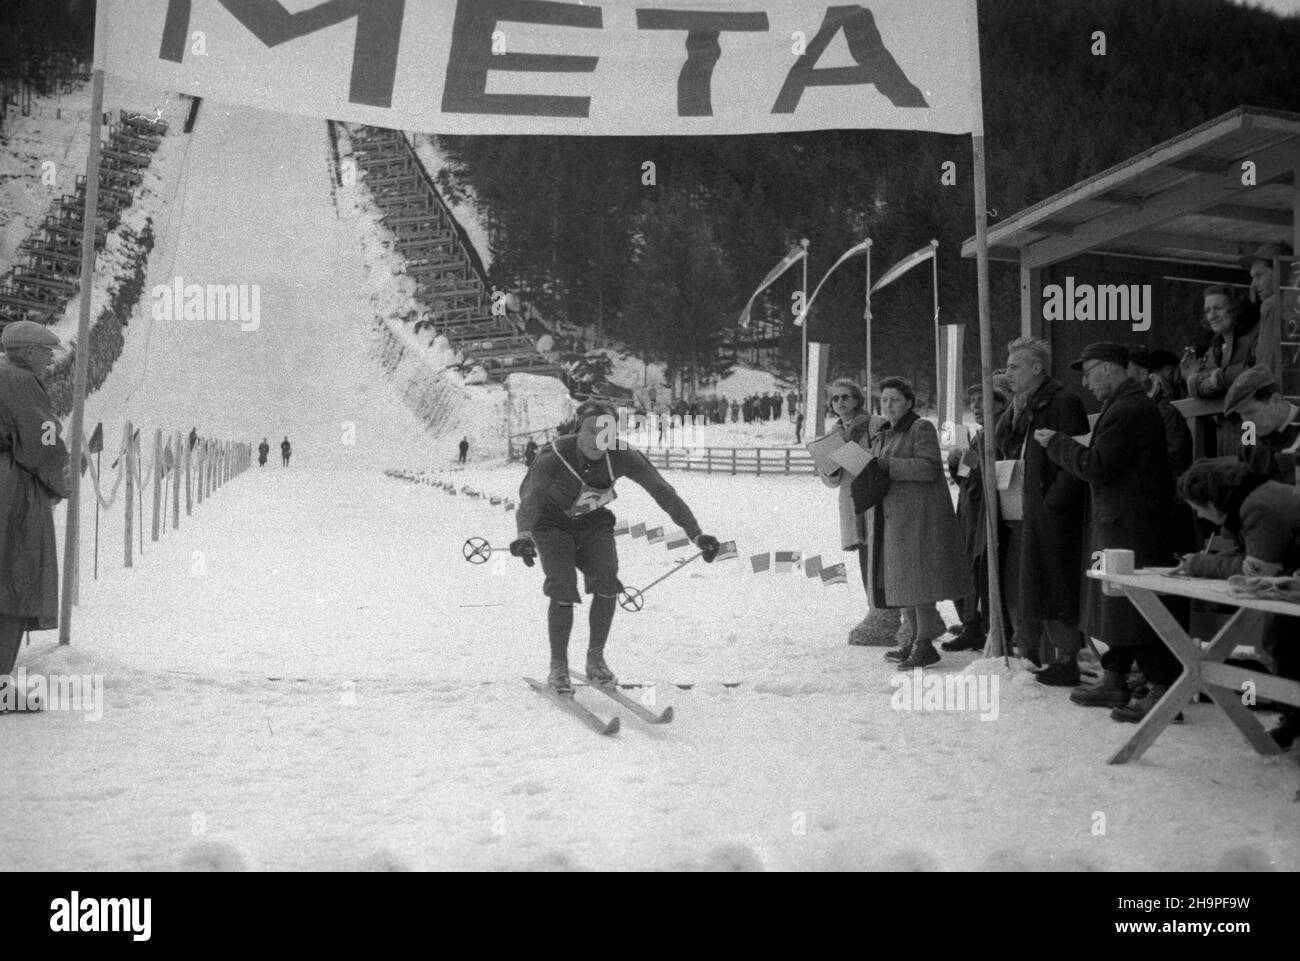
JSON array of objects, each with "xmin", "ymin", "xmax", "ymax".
[
  {"xmin": 1109, "ymin": 587, "xmax": 1200, "ymax": 764},
  {"xmin": 1197, "ymin": 608, "xmax": 1283, "ymax": 757},
  {"xmin": 1108, "ymin": 590, "xmax": 1281, "ymax": 762}
]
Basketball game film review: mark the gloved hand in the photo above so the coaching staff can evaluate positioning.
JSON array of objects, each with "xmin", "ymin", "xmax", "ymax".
[
  {"xmin": 509, "ymin": 536, "xmax": 537, "ymax": 567},
  {"xmin": 693, "ymin": 533, "xmax": 721, "ymax": 563}
]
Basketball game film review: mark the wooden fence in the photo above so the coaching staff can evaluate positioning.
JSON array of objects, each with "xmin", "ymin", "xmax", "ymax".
[{"xmin": 642, "ymin": 446, "xmax": 816, "ymax": 476}]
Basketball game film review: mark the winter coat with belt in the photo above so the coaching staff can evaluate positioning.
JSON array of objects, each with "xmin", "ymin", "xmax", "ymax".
[
  {"xmin": 1045, "ymin": 378, "xmax": 1173, "ymax": 647},
  {"xmin": 819, "ymin": 411, "xmax": 883, "ymax": 550},
  {"xmin": 861, "ymin": 409, "xmax": 971, "ymax": 608},
  {"xmin": 0, "ymin": 358, "xmax": 70, "ymax": 629},
  {"xmin": 993, "ymin": 377, "xmax": 1089, "ymax": 624}
]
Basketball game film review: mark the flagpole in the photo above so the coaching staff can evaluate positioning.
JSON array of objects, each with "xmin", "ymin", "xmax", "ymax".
[
  {"xmin": 60, "ymin": 0, "xmax": 108, "ymax": 643},
  {"xmin": 930, "ymin": 238, "xmax": 940, "ymax": 416},
  {"xmin": 864, "ymin": 239, "xmax": 873, "ymax": 402},
  {"xmin": 800, "ymin": 237, "xmax": 809, "ymax": 421},
  {"xmin": 968, "ymin": 0, "xmax": 1007, "ymax": 660}
]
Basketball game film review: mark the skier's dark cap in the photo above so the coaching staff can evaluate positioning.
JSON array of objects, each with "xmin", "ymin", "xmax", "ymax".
[{"xmin": 574, "ymin": 399, "xmax": 618, "ymax": 424}]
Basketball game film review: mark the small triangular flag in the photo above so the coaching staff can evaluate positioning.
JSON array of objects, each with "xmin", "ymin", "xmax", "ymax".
[
  {"xmin": 646, "ymin": 527, "xmax": 665, "ymax": 544},
  {"xmin": 87, "ymin": 422, "xmax": 103, "ymax": 454},
  {"xmin": 666, "ymin": 533, "xmax": 691, "ymax": 550},
  {"xmin": 717, "ymin": 540, "xmax": 738, "ymax": 561},
  {"xmin": 630, "ymin": 523, "xmax": 646, "ymax": 539},
  {"xmin": 613, "ymin": 521, "xmax": 629, "ymax": 536},
  {"xmin": 803, "ymin": 555, "xmax": 823, "ymax": 578},
  {"xmin": 750, "ymin": 553, "xmax": 771, "ymax": 574}
]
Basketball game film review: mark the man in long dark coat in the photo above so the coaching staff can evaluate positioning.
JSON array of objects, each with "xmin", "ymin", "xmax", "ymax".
[
  {"xmin": 1038, "ymin": 342, "xmax": 1182, "ymax": 722},
  {"xmin": 1, "ymin": 321, "xmax": 70, "ymax": 710},
  {"xmin": 995, "ymin": 337, "xmax": 1089, "ymax": 678}
]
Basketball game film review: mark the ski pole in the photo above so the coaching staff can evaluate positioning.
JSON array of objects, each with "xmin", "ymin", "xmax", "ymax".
[
  {"xmin": 619, "ymin": 551, "xmax": 703, "ymax": 612},
  {"xmin": 462, "ymin": 536, "xmax": 510, "ymax": 564}
]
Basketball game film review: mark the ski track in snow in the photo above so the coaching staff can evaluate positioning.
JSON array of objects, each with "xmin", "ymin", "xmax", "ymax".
[{"xmin": 2, "ymin": 96, "xmax": 1297, "ymax": 873}]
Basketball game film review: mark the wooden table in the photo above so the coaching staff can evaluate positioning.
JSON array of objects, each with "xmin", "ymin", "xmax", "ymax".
[{"xmin": 1087, "ymin": 568, "xmax": 1300, "ymax": 764}]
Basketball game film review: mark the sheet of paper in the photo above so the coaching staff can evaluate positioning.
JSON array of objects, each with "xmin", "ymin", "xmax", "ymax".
[
  {"xmin": 994, "ymin": 459, "xmax": 1019, "ymax": 491},
  {"xmin": 829, "ymin": 441, "xmax": 873, "ymax": 476},
  {"xmin": 806, "ymin": 433, "xmax": 845, "ymax": 475}
]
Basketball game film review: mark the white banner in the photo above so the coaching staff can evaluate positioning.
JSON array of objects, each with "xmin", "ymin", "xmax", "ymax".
[{"xmin": 100, "ymin": 0, "xmax": 978, "ymax": 136}]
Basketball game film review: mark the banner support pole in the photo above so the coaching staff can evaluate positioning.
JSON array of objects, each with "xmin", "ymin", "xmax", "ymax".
[
  {"xmin": 968, "ymin": 0, "xmax": 1008, "ymax": 660},
  {"xmin": 60, "ymin": 1, "xmax": 108, "ymax": 644}
]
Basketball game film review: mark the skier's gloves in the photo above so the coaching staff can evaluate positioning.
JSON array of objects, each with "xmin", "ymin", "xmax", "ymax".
[
  {"xmin": 510, "ymin": 537, "xmax": 537, "ymax": 567},
  {"xmin": 693, "ymin": 534, "xmax": 721, "ymax": 563}
]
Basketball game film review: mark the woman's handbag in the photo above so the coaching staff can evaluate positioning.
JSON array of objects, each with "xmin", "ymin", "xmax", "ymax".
[
  {"xmin": 995, "ymin": 434, "xmax": 1028, "ymax": 521},
  {"xmin": 850, "ymin": 457, "xmax": 892, "ymax": 513}
]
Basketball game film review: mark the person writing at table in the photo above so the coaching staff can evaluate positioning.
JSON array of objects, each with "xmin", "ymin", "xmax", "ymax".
[{"xmin": 1174, "ymin": 458, "xmax": 1300, "ymax": 749}]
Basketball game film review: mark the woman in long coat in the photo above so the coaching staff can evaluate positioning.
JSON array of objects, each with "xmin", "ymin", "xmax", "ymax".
[
  {"xmin": 862, "ymin": 377, "xmax": 971, "ymax": 668},
  {"xmin": 1, "ymin": 324, "xmax": 70, "ymax": 697},
  {"xmin": 1180, "ymin": 285, "xmax": 1260, "ymax": 458},
  {"xmin": 818, "ymin": 378, "xmax": 894, "ymax": 645}
]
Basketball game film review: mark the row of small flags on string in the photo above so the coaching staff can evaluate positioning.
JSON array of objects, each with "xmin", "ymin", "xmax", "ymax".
[
  {"xmin": 384, "ymin": 469, "xmax": 517, "ymax": 512},
  {"xmin": 386, "ymin": 469, "xmax": 849, "ymax": 587},
  {"xmin": 613, "ymin": 523, "xmax": 848, "ymax": 587}
]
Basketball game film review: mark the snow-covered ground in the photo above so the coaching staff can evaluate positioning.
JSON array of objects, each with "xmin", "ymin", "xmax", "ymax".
[
  {"xmin": 7, "ymin": 461, "xmax": 1298, "ymax": 871},
  {"xmin": 2, "ymin": 88, "xmax": 1296, "ymax": 873}
]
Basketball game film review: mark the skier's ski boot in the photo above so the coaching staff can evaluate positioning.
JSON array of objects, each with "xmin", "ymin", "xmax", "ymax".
[
  {"xmin": 586, "ymin": 650, "xmax": 617, "ymax": 687},
  {"xmin": 548, "ymin": 659, "xmax": 574, "ymax": 697}
]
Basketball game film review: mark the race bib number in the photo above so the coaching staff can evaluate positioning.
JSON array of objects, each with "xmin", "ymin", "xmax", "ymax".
[{"xmin": 568, "ymin": 483, "xmax": 617, "ymax": 517}]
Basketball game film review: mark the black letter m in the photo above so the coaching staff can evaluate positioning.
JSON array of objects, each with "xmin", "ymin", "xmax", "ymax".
[{"xmin": 160, "ymin": 0, "xmax": 405, "ymax": 108}]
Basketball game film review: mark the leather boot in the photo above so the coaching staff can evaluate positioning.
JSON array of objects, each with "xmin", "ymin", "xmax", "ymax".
[
  {"xmin": 898, "ymin": 636, "xmax": 941, "ymax": 669},
  {"xmin": 1070, "ymin": 670, "xmax": 1128, "ymax": 707}
]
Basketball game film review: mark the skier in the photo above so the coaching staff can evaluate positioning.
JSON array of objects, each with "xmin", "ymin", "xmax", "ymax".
[
  {"xmin": 510, "ymin": 399, "xmax": 721, "ymax": 695},
  {"xmin": 258, "ymin": 438, "xmax": 269, "ymax": 467},
  {"xmin": 280, "ymin": 437, "xmax": 291, "ymax": 466}
]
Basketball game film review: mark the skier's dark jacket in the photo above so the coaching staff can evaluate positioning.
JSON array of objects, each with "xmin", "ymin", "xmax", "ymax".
[{"xmin": 517, "ymin": 435, "xmax": 700, "ymax": 537}]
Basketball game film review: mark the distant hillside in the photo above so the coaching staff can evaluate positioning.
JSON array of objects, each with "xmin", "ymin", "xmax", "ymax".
[{"xmin": 435, "ymin": 0, "xmax": 1300, "ymax": 394}]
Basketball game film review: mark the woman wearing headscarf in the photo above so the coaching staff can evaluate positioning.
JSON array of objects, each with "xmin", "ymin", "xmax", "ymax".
[
  {"xmin": 818, "ymin": 379, "xmax": 894, "ymax": 644},
  {"xmin": 859, "ymin": 377, "xmax": 972, "ymax": 668},
  {"xmin": 1175, "ymin": 458, "xmax": 1300, "ymax": 748}
]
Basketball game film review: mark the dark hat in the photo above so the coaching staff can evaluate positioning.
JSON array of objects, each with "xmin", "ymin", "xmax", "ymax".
[
  {"xmin": 1128, "ymin": 347, "xmax": 1180, "ymax": 371},
  {"xmin": 966, "ymin": 377, "xmax": 1011, "ymax": 407},
  {"xmin": 574, "ymin": 399, "xmax": 617, "ymax": 423},
  {"xmin": 1, "ymin": 320, "xmax": 60, "ymax": 350},
  {"xmin": 1222, "ymin": 365, "xmax": 1281, "ymax": 418},
  {"xmin": 850, "ymin": 458, "xmax": 892, "ymax": 514},
  {"xmin": 1239, "ymin": 242, "xmax": 1292, "ymax": 269},
  {"xmin": 1069, "ymin": 341, "xmax": 1129, "ymax": 371}
]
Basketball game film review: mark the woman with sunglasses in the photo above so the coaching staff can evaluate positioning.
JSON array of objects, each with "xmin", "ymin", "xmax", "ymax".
[{"xmin": 819, "ymin": 379, "xmax": 897, "ymax": 645}]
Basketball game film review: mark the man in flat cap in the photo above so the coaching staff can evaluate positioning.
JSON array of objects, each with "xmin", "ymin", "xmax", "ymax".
[
  {"xmin": 1034, "ymin": 342, "xmax": 1181, "ymax": 721},
  {"xmin": 1223, "ymin": 364, "xmax": 1300, "ymax": 486},
  {"xmin": 1, "ymin": 321, "xmax": 70, "ymax": 712}
]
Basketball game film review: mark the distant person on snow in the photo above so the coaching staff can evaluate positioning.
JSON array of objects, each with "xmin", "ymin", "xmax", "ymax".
[
  {"xmin": 511, "ymin": 399, "xmax": 721, "ymax": 696},
  {"xmin": 281, "ymin": 437, "xmax": 291, "ymax": 466},
  {"xmin": 794, "ymin": 403, "xmax": 805, "ymax": 444},
  {"xmin": 258, "ymin": 438, "xmax": 269, "ymax": 467},
  {"xmin": 458, "ymin": 436, "xmax": 469, "ymax": 464},
  {"xmin": 1, "ymin": 321, "xmax": 70, "ymax": 713}
]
